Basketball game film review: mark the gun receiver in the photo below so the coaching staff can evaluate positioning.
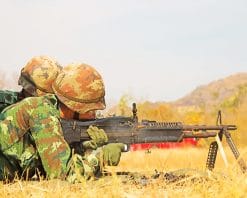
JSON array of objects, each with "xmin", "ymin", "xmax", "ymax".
[{"xmin": 61, "ymin": 103, "xmax": 246, "ymax": 173}]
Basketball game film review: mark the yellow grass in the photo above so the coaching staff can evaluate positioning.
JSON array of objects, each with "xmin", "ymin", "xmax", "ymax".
[{"xmin": 1, "ymin": 147, "xmax": 246, "ymax": 198}]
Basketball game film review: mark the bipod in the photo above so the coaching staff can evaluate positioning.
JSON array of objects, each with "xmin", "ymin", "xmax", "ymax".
[{"xmin": 206, "ymin": 110, "xmax": 247, "ymax": 173}]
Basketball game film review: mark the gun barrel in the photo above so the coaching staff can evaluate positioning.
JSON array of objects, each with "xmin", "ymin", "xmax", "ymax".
[{"xmin": 182, "ymin": 125, "xmax": 237, "ymax": 131}]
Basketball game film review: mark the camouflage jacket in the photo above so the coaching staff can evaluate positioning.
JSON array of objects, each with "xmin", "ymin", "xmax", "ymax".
[{"xmin": 0, "ymin": 94, "xmax": 99, "ymax": 181}]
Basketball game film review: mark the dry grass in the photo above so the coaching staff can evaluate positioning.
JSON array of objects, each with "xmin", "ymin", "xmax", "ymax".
[{"xmin": 1, "ymin": 147, "xmax": 246, "ymax": 198}]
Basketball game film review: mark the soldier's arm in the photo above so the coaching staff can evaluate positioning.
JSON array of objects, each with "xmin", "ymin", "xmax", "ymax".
[{"xmin": 29, "ymin": 104, "xmax": 71, "ymax": 179}]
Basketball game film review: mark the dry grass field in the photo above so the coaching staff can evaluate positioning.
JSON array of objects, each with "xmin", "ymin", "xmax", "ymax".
[{"xmin": 1, "ymin": 146, "xmax": 246, "ymax": 198}]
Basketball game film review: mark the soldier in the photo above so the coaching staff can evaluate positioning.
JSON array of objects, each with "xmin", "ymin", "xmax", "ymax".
[
  {"xmin": 0, "ymin": 63, "xmax": 124, "ymax": 182},
  {"xmin": 0, "ymin": 56, "xmax": 62, "ymax": 112}
]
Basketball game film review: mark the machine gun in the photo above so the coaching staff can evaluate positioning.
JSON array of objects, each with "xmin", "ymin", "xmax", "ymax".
[{"xmin": 61, "ymin": 103, "xmax": 247, "ymax": 173}]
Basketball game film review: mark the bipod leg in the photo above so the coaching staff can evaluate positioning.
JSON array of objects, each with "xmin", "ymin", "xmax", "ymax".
[
  {"xmin": 224, "ymin": 129, "xmax": 247, "ymax": 174},
  {"xmin": 215, "ymin": 134, "xmax": 229, "ymax": 167},
  {"xmin": 205, "ymin": 127, "xmax": 224, "ymax": 171},
  {"xmin": 206, "ymin": 141, "xmax": 218, "ymax": 171}
]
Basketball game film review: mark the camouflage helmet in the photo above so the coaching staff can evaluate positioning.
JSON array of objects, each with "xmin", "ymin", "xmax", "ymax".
[
  {"xmin": 53, "ymin": 63, "xmax": 106, "ymax": 114},
  {"xmin": 18, "ymin": 56, "xmax": 62, "ymax": 96}
]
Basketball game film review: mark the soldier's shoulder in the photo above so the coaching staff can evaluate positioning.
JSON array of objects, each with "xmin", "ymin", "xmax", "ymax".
[
  {"xmin": 24, "ymin": 94, "xmax": 57, "ymax": 104},
  {"xmin": 18, "ymin": 94, "xmax": 58, "ymax": 111}
]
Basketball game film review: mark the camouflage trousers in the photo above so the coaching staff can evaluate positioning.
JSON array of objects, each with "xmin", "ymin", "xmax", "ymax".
[{"xmin": 0, "ymin": 151, "xmax": 45, "ymax": 181}]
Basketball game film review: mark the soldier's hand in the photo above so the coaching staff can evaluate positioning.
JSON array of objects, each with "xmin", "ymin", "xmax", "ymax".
[
  {"xmin": 82, "ymin": 126, "xmax": 108, "ymax": 150},
  {"xmin": 102, "ymin": 143, "xmax": 126, "ymax": 166}
]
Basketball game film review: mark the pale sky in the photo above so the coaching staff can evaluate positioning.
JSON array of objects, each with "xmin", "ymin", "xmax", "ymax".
[{"xmin": 0, "ymin": 0, "xmax": 246, "ymax": 105}]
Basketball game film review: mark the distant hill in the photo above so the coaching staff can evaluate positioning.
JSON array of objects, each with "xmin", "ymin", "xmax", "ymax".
[
  {"xmin": 106, "ymin": 72, "xmax": 247, "ymax": 145},
  {"xmin": 107, "ymin": 72, "xmax": 247, "ymax": 116},
  {"xmin": 173, "ymin": 72, "xmax": 247, "ymax": 110}
]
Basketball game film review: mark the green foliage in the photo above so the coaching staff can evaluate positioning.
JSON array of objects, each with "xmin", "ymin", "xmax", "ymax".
[
  {"xmin": 220, "ymin": 83, "xmax": 247, "ymax": 110},
  {"xmin": 220, "ymin": 94, "xmax": 239, "ymax": 109},
  {"xmin": 237, "ymin": 83, "xmax": 247, "ymax": 100}
]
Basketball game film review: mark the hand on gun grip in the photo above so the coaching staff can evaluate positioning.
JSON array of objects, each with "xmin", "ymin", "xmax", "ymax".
[
  {"xmin": 102, "ymin": 143, "xmax": 126, "ymax": 166},
  {"xmin": 82, "ymin": 126, "xmax": 108, "ymax": 150}
]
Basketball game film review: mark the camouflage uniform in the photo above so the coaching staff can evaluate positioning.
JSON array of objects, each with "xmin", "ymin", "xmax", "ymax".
[
  {"xmin": 0, "ymin": 94, "xmax": 99, "ymax": 181},
  {"xmin": 0, "ymin": 63, "xmax": 124, "ymax": 182}
]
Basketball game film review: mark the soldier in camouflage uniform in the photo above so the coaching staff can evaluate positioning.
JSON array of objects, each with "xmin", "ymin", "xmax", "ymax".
[
  {"xmin": 0, "ymin": 56, "xmax": 62, "ymax": 112},
  {"xmin": 0, "ymin": 63, "xmax": 124, "ymax": 182}
]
